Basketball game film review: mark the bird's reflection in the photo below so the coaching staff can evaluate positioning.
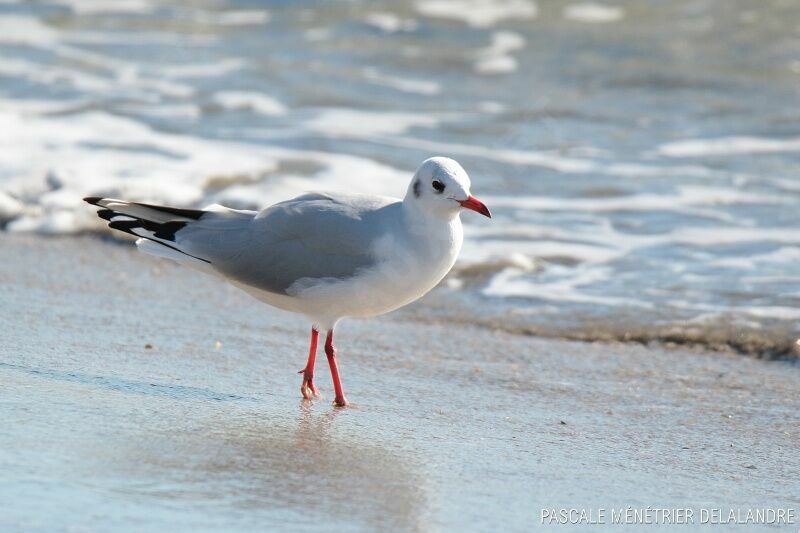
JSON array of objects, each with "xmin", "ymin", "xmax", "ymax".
[{"xmin": 90, "ymin": 400, "xmax": 428, "ymax": 531}]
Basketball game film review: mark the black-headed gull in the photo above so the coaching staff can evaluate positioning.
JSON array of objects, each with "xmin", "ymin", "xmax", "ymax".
[{"xmin": 84, "ymin": 157, "xmax": 490, "ymax": 406}]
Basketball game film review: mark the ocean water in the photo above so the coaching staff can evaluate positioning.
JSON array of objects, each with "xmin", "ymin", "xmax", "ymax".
[{"xmin": 0, "ymin": 0, "xmax": 799, "ymax": 355}]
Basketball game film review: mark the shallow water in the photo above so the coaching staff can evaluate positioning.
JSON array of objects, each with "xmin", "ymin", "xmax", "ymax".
[
  {"xmin": 1, "ymin": 235, "xmax": 798, "ymax": 531},
  {"xmin": 0, "ymin": 0, "xmax": 799, "ymax": 354}
]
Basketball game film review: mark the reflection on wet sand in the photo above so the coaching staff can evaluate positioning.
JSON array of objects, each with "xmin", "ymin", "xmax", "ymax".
[{"xmin": 99, "ymin": 402, "xmax": 430, "ymax": 531}]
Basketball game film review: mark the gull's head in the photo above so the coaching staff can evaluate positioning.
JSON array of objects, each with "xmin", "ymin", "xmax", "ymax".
[{"xmin": 405, "ymin": 156, "xmax": 491, "ymax": 220}]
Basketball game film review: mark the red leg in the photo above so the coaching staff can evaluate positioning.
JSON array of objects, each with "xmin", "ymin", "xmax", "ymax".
[
  {"xmin": 298, "ymin": 327, "xmax": 321, "ymax": 399},
  {"xmin": 325, "ymin": 330, "xmax": 348, "ymax": 407}
]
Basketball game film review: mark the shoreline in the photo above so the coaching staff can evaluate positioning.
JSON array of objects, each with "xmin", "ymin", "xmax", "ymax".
[
  {"xmin": 19, "ymin": 231, "xmax": 800, "ymax": 361},
  {"xmin": 1, "ymin": 233, "xmax": 798, "ymax": 531}
]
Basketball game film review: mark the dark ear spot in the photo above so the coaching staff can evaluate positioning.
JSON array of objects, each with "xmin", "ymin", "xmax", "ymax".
[{"xmin": 413, "ymin": 179, "xmax": 421, "ymax": 198}]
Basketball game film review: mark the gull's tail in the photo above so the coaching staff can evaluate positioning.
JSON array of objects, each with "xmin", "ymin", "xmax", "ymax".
[{"xmin": 84, "ymin": 197, "xmax": 216, "ymax": 270}]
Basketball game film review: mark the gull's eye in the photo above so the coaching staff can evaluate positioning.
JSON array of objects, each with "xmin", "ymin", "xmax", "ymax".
[{"xmin": 432, "ymin": 180, "xmax": 445, "ymax": 193}]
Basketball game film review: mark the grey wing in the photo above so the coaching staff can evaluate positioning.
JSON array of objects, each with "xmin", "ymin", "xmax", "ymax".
[{"xmin": 179, "ymin": 193, "xmax": 401, "ymax": 294}]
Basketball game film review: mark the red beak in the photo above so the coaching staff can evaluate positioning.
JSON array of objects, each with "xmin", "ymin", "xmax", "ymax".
[{"xmin": 459, "ymin": 195, "xmax": 491, "ymax": 218}]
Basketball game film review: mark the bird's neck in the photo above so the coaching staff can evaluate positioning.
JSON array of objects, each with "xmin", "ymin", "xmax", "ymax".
[
  {"xmin": 401, "ymin": 197, "xmax": 461, "ymax": 225},
  {"xmin": 401, "ymin": 200, "xmax": 463, "ymax": 253}
]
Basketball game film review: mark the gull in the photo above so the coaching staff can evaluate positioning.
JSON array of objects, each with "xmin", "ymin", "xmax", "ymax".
[{"xmin": 84, "ymin": 157, "xmax": 490, "ymax": 406}]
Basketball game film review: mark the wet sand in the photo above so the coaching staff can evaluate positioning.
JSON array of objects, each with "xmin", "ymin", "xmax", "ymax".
[{"xmin": 1, "ymin": 234, "xmax": 798, "ymax": 531}]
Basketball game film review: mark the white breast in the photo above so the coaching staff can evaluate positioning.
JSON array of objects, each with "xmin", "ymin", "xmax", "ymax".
[{"xmin": 276, "ymin": 214, "xmax": 464, "ymax": 330}]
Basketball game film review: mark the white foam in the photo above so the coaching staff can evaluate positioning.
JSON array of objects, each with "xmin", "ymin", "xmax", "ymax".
[
  {"xmin": 658, "ymin": 135, "xmax": 800, "ymax": 157},
  {"xmin": 191, "ymin": 10, "xmax": 271, "ymax": 26},
  {"xmin": 710, "ymin": 247, "xmax": 800, "ymax": 271},
  {"xmin": 0, "ymin": 14, "xmax": 59, "ymax": 46},
  {"xmin": 738, "ymin": 306, "xmax": 800, "ymax": 321},
  {"xmin": 474, "ymin": 31, "xmax": 526, "ymax": 75},
  {"xmin": 304, "ymin": 28, "xmax": 331, "ymax": 42},
  {"xmin": 477, "ymin": 101, "xmax": 506, "ymax": 113},
  {"xmin": 563, "ymin": 3, "xmax": 624, "ymax": 23},
  {"xmin": 275, "ymin": 154, "xmax": 409, "ymax": 198},
  {"xmin": 157, "ymin": 59, "xmax": 245, "ymax": 79},
  {"xmin": 369, "ymin": 135, "xmax": 596, "ymax": 173},
  {"xmin": 2, "ymin": 11, "xmax": 208, "ymax": 64},
  {"xmin": 461, "ymin": 237, "xmax": 622, "ymax": 265},
  {"xmin": 368, "ymin": 134, "xmax": 715, "ymax": 177},
  {"xmin": 119, "ymin": 103, "xmax": 202, "ymax": 119},
  {"xmin": 0, "ymin": 57, "xmax": 112, "ymax": 93},
  {"xmin": 212, "ymin": 152, "xmax": 410, "ymax": 209},
  {"xmin": 213, "ymin": 91, "xmax": 287, "ymax": 116},
  {"xmin": 115, "ymin": 69, "xmax": 195, "ymax": 99},
  {"xmin": 669, "ymin": 227, "xmax": 800, "ymax": 246},
  {"xmin": 415, "ymin": 0, "xmax": 537, "ymax": 27},
  {"xmin": 363, "ymin": 68, "xmax": 441, "ymax": 95},
  {"xmin": 478, "ymin": 188, "xmax": 781, "ymax": 228},
  {"xmin": 0, "ymin": 101, "xmax": 280, "ymax": 233},
  {"xmin": 67, "ymin": 30, "xmax": 216, "ymax": 46},
  {"xmin": 0, "ymin": 96, "xmax": 425, "ymax": 234},
  {"xmin": 363, "ymin": 12, "xmax": 418, "ymax": 33},
  {"xmin": 456, "ymin": 251, "xmax": 538, "ymax": 274},
  {"xmin": 666, "ymin": 300, "xmax": 800, "ymax": 322},
  {"xmin": 485, "ymin": 185, "xmax": 791, "ymax": 214},
  {"xmin": 217, "ymin": 10, "xmax": 271, "ymax": 26},
  {"xmin": 13, "ymin": 44, "xmax": 199, "ymax": 100},
  {"xmin": 0, "ymin": 190, "xmax": 23, "ymax": 221},
  {"xmin": 769, "ymin": 177, "xmax": 800, "ymax": 193},
  {"xmin": 62, "ymin": 44, "xmax": 201, "ymax": 98},
  {"xmin": 51, "ymin": 0, "xmax": 154, "ymax": 14},
  {"xmin": 484, "ymin": 264, "xmax": 652, "ymax": 308},
  {"xmin": 304, "ymin": 108, "xmax": 440, "ymax": 137}
]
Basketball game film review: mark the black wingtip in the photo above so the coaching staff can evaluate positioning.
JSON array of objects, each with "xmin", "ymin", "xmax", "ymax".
[
  {"xmin": 107, "ymin": 220, "xmax": 138, "ymax": 234},
  {"xmin": 83, "ymin": 196, "xmax": 103, "ymax": 205},
  {"xmin": 97, "ymin": 209, "xmax": 116, "ymax": 221}
]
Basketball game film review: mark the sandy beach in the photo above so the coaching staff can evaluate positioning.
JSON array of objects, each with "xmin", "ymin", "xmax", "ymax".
[{"xmin": 1, "ymin": 233, "xmax": 797, "ymax": 531}]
